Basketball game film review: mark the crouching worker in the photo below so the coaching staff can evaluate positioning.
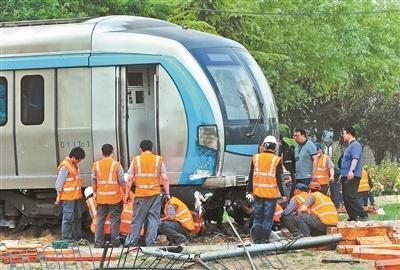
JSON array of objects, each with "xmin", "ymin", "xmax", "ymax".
[
  {"xmin": 280, "ymin": 183, "xmax": 308, "ymax": 234},
  {"xmin": 246, "ymin": 136, "xmax": 287, "ymax": 244},
  {"xmin": 159, "ymin": 194, "xmax": 194, "ymax": 246},
  {"xmin": 92, "ymin": 144, "xmax": 126, "ymax": 248},
  {"xmin": 292, "ymin": 182, "xmax": 338, "ymax": 237}
]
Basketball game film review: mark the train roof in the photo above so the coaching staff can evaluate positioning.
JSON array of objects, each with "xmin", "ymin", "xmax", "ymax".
[{"xmin": 0, "ymin": 15, "xmax": 243, "ymax": 56}]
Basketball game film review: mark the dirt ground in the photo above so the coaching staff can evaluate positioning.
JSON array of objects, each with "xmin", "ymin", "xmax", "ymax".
[{"xmin": 0, "ymin": 195, "xmax": 398, "ymax": 269}]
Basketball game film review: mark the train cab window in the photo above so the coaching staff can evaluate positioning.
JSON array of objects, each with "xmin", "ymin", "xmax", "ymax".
[
  {"xmin": 127, "ymin": 72, "xmax": 143, "ymax": 86},
  {"xmin": 135, "ymin": 90, "xmax": 144, "ymax": 104},
  {"xmin": 21, "ymin": 75, "xmax": 44, "ymax": 125},
  {"xmin": 0, "ymin": 77, "xmax": 7, "ymax": 126}
]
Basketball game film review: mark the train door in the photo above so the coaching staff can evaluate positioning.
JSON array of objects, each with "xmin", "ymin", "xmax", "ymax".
[
  {"xmin": 0, "ymin": 71, "xmax": 16, "ymax": 177},
  {"xmin": 15, "ymin": 70, "xmax": 57, "ymax": 175},
  {"xmin": 126, "ymin": 66, "xmax": 157, "ymax": 158}
]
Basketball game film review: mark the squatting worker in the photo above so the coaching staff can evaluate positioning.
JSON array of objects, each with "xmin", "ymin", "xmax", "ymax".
[
  {"xmin": 55, "ymin": 147, "xmax": 85, "ymax": 241},
  {"xmin": 340, "ymin": 127, "xmax": 368, "ymax": 221},
  {"xmin": 124, "ymin": 140, "xmax": 170, "ymax": 247},
  {"xmin": 292, "ymin": 128, "xmax": 318, "ymax": 193},
  {"xmin": 246, "ymin": 136, "xmax": 286, "ymax": 244},
  {"xmin": 92, "ymin": 144, "xmax": 126, "ymax": 248}
]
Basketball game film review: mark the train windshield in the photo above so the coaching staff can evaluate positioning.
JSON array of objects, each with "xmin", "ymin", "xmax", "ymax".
[{"xmin": 192, "ymin": 47, "xmax": 262, "ymax": 121}]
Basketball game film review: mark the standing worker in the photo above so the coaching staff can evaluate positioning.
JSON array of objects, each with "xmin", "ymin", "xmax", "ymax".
[
  {"xmin": 292, "ymin": 128, "xmax": 319, "ymax": 194},
  {"xmin": 357, "ymin": 168, "xmax": 373, "ymax": 210},
  {"xmin": 246, "ymin": 136, "xmax": 286, "ymax": 244},
  {"xmin": 340, "ymin": 127, "xmax": 368, "ymax": 221},
  {"xmin": 159, "ymin": 194, "xmax": 194, "ymax": 246},
  {"xmin": 55, "ymin": 147, "xmax": 85, "ymax": 241},
  {"xmin": 292, "ymin": 182, "xmax": 338, "ymax": 237},
  {"xmin": 124, "ymin": 140, "xmax": 170, "ymax": 247},
  {"xmin": 92, "ymin": 144, "xmax": 126, "ymax": 248},
  {"xmin": 314, "ymin": 143, "xmax": 335, "ymax": 195}
]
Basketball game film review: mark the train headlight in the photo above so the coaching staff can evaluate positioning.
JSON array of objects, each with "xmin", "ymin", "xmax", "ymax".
[{"xmin": 198, "ymin": 125, "xmax": 218, "ymax": 151}]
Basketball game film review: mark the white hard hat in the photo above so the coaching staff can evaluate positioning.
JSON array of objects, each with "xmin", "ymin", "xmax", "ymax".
[
  {"xmin": 84, "ymin": 186, "xmax": 93, "ymax": 198},
  {"xmin": 263, "ymin": 135, "xmax": 277, "ymax": 145}
]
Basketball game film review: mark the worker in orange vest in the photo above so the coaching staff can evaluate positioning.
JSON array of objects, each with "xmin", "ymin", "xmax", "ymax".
[
  {"xmin": 55, "ymin": 147, "xmax": 85, "ymax": 241},
  {"xmin": 91, "ymin": 144, "xmax": 126, "ymax": 248},
  {"xmin": 314, "ymin": 143, "xmax": 334, "ymax": 195},
  {"xmin": 357, "ymin": 168, "xmax": 373, "ymax": 209},
  {"xmin": 291, "ymin": 182, "xmax": 338, "ymax": 237},
  {"xmin": 124, "ymin": 140, "xmax": 170, "ymax": 247},
  {"xmin": 159, "ymin": 194, "xmax": 194, "ymax": 246},
  {"xmin": 85, "ymin": 187, "xmax": 135, "ymax": 236},
  {"xmin": 246, "ymin": 136, "xmax": 287, "ymax": 244},
  {"xmin": 280, "ymin": 183, "xmax": 308, "ymax": 234}
]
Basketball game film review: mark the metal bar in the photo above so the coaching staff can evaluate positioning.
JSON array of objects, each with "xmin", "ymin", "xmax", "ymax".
[
  {"xmin": 200, "ymin": 234, "xmax": 342, "ymax": 261},
  {"xmin": 0, "ymin": 17, "xmax": 92, "ymax": 28},
  {"xmin": 224, "ymin": 207, "xmax": 257, "ymax": 270},
  {"xmin": 197, "ymin": 259, "xmax": 215, "ymax": 270}
]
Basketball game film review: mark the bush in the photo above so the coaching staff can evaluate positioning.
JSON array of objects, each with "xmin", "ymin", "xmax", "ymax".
[{"xmin": 367, "ymin": 163, "xmax": 400, "ymax": 196}]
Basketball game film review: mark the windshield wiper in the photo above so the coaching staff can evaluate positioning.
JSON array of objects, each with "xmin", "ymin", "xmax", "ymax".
[{"xmin": 246, "ymin": 102, "xmax": 264, "ymax": 137}]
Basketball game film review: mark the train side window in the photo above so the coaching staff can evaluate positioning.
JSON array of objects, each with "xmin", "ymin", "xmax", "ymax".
[
  {"xmin": 21, "ymin": 75, "xmax": 44, "ymax": 125},
  {"xmin": 127, "ymin": 72, "xmax": 143, "ymax": 86},
  {"xmin": 135, "ymin": 90, "xmax": 144, "ymax": 104},
  {"xmin": 0, "ymin": 77, "xmax": 7, "ymax": 126}
]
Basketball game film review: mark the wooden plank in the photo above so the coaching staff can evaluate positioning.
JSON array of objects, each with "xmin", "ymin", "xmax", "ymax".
[
  {"xmin": 338, "ymin": 245, "xmax": 400, "ymax": 254},
  {"xmin": 338, "ymin": 240, "xmax": 358, "ymax": 246},
  {"xmin": 338, "ymin": 226, "xmax": 393, "ymax": 241},
  {"xmin": 357, "ymin": 236, "xmax": 392, "ymax": 245},
  {"xmin": 352, "ymin": 248, "xmax": 400, "ymax": 260},
  {"xmin": 44, "ymin": 254, "xmax": 116, "ymax": 262},
  {"xmin": 375, "ymin": 259, "xmax": 400, "ymax": 270},
  {"xmin": 4, "ymin": 244, "xmax": 43, "ymax": 249}
]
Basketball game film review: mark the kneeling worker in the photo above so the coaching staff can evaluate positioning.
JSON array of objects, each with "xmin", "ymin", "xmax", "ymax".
[
  {"xmin": 159, "ymin": 194, "xmax": 194, "ymax": 246},
  {"xmin": 292, "ymin": 182, "xmax": 338, "ymax": 237}
]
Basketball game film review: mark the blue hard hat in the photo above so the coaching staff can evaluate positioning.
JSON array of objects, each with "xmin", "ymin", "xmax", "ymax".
[
  {"xmin": 295, "ymin": 183, "xmax": 308, "ymax": 191},
  {"xmin": 314, "ymin": 142, "xmax": 321, "ymax": 151}
]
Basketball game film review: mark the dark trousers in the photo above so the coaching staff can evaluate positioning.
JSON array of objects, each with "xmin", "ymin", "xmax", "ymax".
[
  {"xmin": 291, "ymin": 213, "xmax": 327, "ymax": 237},
  {"xmin": 357, "ymin": 191, "xmax": 369, "ymax": 208},
  {"xmin": 329, "ymin": 181, "xmax": 342, "ymax": 209},
  {"xmin": 342, "ymin": 176, "xmax": 368, "ymax": 220},
  {"xmin": 159, "ymin": 221, "xmax": 188, "ymax": 245},
  {"xmin": 281, "ymin": 215, "xmax": 298, "ymax": 235},
  {"xmin": 95, "ymin": 202, "xmax": 123, "ymax": 246},
  {"xmin": 320, "ymin": 184, "xmax": 329, "ymax": 195}
]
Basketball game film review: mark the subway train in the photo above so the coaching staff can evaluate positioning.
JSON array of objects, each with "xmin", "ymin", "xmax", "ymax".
[{"xmin": 0, "ymin": 16, "xmax": 279, "ymax": 228}]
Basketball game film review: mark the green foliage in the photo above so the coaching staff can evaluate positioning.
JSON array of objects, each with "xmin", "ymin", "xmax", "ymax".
[
  {"xmin": 367, "ymin": 163, "xmax": 400, "ymax": 196},
  {"xmin": 368, "ymin": 203, "xmax": 400, "ymax": 221}
]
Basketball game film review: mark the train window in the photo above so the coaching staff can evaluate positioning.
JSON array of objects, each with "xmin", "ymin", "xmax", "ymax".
[
  {"xmin": 135, "ymin": 90, "xmax": 144, "ymax": 104},
  {"xmin": 0, "ymin": 77, "xmax": 7, "ymax": 126},
  {"xmin": 21, "ymin": 75, "xmax": 44, "ymax": 125},
  {"xmin": 127, "ymin": 72, "xmax": 143, "ymax": 86}
]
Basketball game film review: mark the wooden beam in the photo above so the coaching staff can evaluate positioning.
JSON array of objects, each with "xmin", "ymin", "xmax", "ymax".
[
  {"xmin": 352, "ymin": 248, "xmax": 400, "ymax": 260},
  {"xmin": 375, "ymin": 259, "xmax": 400, "ymax": 270},
  {"xmin": 357, "ymin": 236, "xmax": 392, "ymax": 245},
  {"xmin": 338, "ymin": 245, "xmax": 400, "ymax": 254}
]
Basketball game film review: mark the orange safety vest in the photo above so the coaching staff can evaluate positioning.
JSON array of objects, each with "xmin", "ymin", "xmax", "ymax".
[
  {"xmin": 252, "ymin": 152, "xmax": 281, "ymax": 199},
  {"xmin": 87, "ymin": 191, "xmax": 135, "ymax": 235},
  {"xmin": 93, "ymin": 158, "xmax": 122, "ymax": 205},
  {"xmin": 191, "ymin": 211, "xmax": 205, "ymax": 234},
  {"xmin": 132, "ymin": 152, "xmax": 162, "ymax": 197},
  {"xmin": 164, "ymin": 197, "xmax": 195, "ymax": 232},
  {"xmin": 293, "ymin": 191, "xmax": 309, "ymax": 211},
  {"xmin": 358, "ymin": 170, "xmax": 370, "ymax": 192},
  {"xmin": 310, "ymin": 191, "xmax": 338, "ymax": 225},
  {"xmin": 273, "ymin": 204, "xmax": 283, "ymax": 222},
  {"xmin": 58, "ymin": 158, "xmax": 82, "ymax": 201},
  {"xmin": 316, "ymin": 154, "xmax": 330, "ymax": 185}
]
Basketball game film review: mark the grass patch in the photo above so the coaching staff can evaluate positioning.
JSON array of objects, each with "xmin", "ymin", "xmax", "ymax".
[{"xmin": 301, "ymin": 250, "xmax": 314, "ymax": 257}]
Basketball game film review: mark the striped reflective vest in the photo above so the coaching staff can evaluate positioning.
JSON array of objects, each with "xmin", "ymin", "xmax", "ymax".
[
  {"xmin": 309, "ymin": 192, "xmax": 338, "ymax": 225},
  {"xmin": 293, "ymin": 191, "xmax": 309, "ymax": 211},
  {"xmin": 58, "ymin": 158, "xmax": 82, "ymax": 201},
  {"xmin": 164, "ymin": 197, "xmax": 195, "ymax": 231},
  {"xmin": 358, "ymin": 170, "xmax": 370, "ymax": 192},
  {"xmin": 132, "ymin": 152, "xmax": 162, "ymax": 197},
  {"xmin": 93, "ymin": 158, "xmax": 122, "ymax": 205},
  {"xmin": 252, "ymin": 152, "xmax": 281, "ymax": 199},
  {"xmin": 273, "ymin": 204, "xmax": 283, "ymax": 222},
  {"xmin": 316, "ymin": 154, "xmax": 330, "ymax": 185}
]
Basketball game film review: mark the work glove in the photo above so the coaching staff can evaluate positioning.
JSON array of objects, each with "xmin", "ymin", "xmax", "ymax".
[{"xmin": 246, "ymin": 192, "xmax": 254, "ymax": 203}]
